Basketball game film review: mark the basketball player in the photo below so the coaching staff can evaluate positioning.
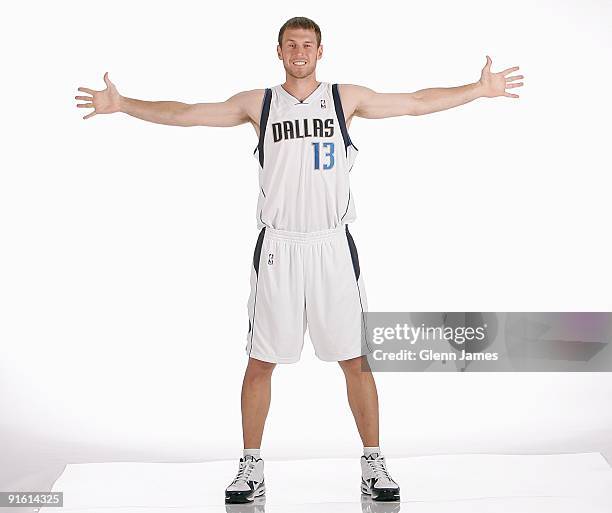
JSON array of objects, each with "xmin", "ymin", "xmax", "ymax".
[{"xmin": 75, "ymin": 17, "xmax": 523, "ymax": 504}]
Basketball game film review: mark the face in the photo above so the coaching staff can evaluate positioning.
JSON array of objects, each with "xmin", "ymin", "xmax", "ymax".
[{"xmin": 277, "ymin": 28, "xmax": 323, "ymax": 79}]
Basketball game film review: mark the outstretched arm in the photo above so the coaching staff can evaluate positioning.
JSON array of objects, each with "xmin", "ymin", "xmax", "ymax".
[
  {"xmin": 75, "ymin": 72, "xmax": 264, "ymax": 128},
  {"xmin": 341, "ymin": 56, "xmax": 524, "ymax": 120}
]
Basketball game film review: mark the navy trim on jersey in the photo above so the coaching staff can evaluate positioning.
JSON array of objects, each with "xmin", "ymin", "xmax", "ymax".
[
  {"xmin": 254, "ymin": 88, "xmax": 272, "ymax": 167},
  {"xmin": 253, "ymin": 88, "xmax": 271, "ymax": 155},
  {"xmin": 340, "ymin": 189, "xmax": 351, "ymax": 222},
  {"xmin": 332, "ymin": 83, "xmax": 358, "ymax": 153}
]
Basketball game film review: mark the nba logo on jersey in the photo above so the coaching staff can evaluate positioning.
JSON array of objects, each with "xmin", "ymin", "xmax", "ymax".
[
  {"xmin": 320, "ymin": 99, "xmax": 326, "ymax": 109},
  {"xmin": 268, "ymin": 253, "xmax": 274, "ymax": 265}
]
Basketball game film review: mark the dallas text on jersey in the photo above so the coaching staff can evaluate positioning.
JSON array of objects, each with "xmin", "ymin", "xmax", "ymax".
[{"xmin": 272, "ymin": 118, "xmax": 335, "ymax": 142}]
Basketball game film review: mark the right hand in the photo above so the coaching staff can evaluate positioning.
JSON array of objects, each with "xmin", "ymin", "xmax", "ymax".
[{"xmin": 75, "ymin": 72, "xmax": 121, "ymax": 119}]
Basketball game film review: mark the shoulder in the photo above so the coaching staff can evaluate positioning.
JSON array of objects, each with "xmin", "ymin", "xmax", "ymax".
[
  {"xmin": 227, "ymin": 89, "xmax": 267, "ymax": 108},
  {"xmin": 336, "ymin": 84, "xmax": 375, "ymax": 99},
  {"xmin": 226, "ymin": 89, "xmax": 268, "ymax": 123},
  {"xmin": 334, "ymin": 84, "xmax": 376, "ymax": 118}
]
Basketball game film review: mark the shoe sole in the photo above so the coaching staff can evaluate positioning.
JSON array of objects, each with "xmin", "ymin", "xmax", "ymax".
[
  {"xmin": 361, "ymin": 482, "xmax": 400, "ymax": 502},
  {"xmin": 225, "ymin": 485, "xmax": 265, "ymax": 504}
]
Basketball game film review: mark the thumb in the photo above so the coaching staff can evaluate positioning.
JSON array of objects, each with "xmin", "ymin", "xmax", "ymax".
[
  {"xmin": 104, "ymin": 71, "xmax": 112, "ymax": 88},
  {"xmin": 484, "ymin": 55, "xmax": 492, "ymax": 70}
]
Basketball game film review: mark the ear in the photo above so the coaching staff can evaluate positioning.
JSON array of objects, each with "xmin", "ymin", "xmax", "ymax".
[
  {"xmin": 317, "ymin": 44, "xmax": 323, "ymax": 60},
  {"xmin": 277, "ymin": 44, "xmax": 282, "ymax": 60}
]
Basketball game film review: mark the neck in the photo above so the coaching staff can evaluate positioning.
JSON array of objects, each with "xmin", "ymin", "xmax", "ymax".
[{"xmin": 282, "ymin": 75, "xmax": 321, "ymax": 102}]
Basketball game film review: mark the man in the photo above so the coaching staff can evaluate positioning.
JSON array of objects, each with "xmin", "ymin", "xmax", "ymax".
[{"xmin": 75, "ymin": 16, "xmax": 523, "ymax": 504}]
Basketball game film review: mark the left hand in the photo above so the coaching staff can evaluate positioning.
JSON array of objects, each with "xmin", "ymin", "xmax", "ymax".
[{"xmin": 478, "ymin": 55, "xmax": 524, "ymax": 98}]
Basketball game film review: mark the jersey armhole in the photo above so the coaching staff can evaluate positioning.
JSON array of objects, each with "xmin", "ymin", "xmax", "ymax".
[
  {"xmin": 253, "ymin": 88, "xmax": 272, "ymax": 167},
  {"xmin": 332, "ymin": 83, "xmax": 359, "ymax": 153}
]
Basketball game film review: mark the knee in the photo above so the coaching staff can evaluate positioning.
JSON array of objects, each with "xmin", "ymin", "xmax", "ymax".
[
  {"xmin": 339, "ymin": 355, "xmax": 370, "ymax": 377},
  {"xmin": 245, "ymin": 357, "xmax": 276, "ymax": 381}
]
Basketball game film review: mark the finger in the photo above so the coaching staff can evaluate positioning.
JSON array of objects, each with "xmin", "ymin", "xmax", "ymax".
[
  {"xmin": 505, "ymin": 75, "xmax": 524, "ymax": 82},
  {"xmin": 83, "ymin": 111, "xmax": 97, "ymax": 120},
  {"xmin": 506, "ymin": 82, "xmax": 523, "ymax": 89},
  {"xmin": 78, "ymin": 87, "xmax": 96, "ymax": 95},
  {"xmin": 76, "ymin": 103, "xmax": 94, "ymax": 108},
  {"xmin": 104, "ymin": 71, "xmax": 112, "ymax": 87},
  {"xmin": 504, "ymin": 92, "xmax": 519, "ymax": 98},
  {"xmin": 75, "ymin": 95, "xmax": 92, "ymax": 101},
  {"xmin": 501, "ymin": 66, "xmax": 519, "ymax": 75},
  {"xmin": 485, "ymin": 55, "xmax": 492, "ymax": 70}
]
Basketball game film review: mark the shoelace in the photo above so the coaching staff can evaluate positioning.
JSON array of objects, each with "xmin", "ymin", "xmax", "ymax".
[
  {"xmin": 232, "ymin": 459, "xmax": 256, "ymax": 483},
  {"xmin": 368, "ymin": 457, "xmax": 392, "ymax": 481}
]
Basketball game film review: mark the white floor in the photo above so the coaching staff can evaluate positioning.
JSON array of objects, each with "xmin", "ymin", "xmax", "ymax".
[{"xmin": 39, "ymin": 453, "xmax": 612, "ymax": 513}]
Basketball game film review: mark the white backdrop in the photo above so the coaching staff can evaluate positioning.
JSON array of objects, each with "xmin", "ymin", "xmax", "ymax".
[{"xmin": 1, "ymin": 0, "xmax": 611, "ymax": 469}]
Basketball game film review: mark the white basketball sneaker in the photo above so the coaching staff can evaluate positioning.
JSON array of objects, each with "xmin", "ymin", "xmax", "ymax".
[
  {"xmin": 225, "ymin": 455, "xmax": 266, "ymax": 504},
  {"xmin": 360, "ymin": 453, "xmax": 400, "ymax": 501}
]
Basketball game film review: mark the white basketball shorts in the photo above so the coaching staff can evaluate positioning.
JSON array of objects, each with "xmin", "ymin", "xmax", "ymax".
[{"xmin": 245, "ymin": 224, "xmax": 373, "ymax": 363}]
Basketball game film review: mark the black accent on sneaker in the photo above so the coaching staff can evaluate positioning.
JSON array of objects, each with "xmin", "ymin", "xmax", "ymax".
[
  {"xmin": 241, "ymin": 455, "xmax": 263, "ymax": 463},
  {"xmin": 361, "ymin": 477, "xmax": 400, "ymax": 502},
  {"xmin": 372, "ymin": 488, "xmax": 400, "ymax": 502},
  {"xmin": 225, "ymin": 481, "xmax": 265, "ymax": 504}
]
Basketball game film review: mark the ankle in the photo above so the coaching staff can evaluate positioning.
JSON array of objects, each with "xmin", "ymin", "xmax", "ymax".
[
  {"xmin": 243, "ymin": 448, "xmax": 261, "ymax": 459},
  {"xmin": 363, "ymin": 446, "xmax": 381, "ymax": 457}
]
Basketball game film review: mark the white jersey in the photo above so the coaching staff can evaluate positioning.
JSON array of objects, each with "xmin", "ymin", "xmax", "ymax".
[{"xmin": 253, "ymin": 82, "xmax": 358, "ymax": 233}]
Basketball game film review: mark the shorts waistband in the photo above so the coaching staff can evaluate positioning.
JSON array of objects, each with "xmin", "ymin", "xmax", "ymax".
[{"xmin": 264, "ymin": 224, "xmax": 347, "ymax": 243}]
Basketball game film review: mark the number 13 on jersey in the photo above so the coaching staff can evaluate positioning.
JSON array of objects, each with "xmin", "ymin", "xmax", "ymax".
[{"xmin": 312, "ymin": 142, "xmax": 335, "ymax": 170}]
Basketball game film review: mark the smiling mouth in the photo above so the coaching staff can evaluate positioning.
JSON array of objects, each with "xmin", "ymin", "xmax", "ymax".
[{"xmin": 292, "ymin": 60, "xmax": 307, "ymax": 66}]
